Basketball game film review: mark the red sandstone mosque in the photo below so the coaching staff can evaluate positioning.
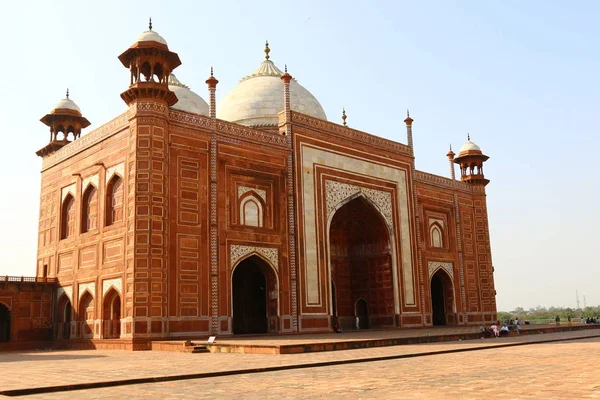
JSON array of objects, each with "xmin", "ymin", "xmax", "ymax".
[{"xmin": 0, "ymin": 21, "xmax": 496, "ymax": 349}]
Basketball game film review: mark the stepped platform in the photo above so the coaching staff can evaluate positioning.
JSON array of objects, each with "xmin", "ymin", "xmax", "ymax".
[{"xmin": 153, "ymin": 323, "xmax": 600, "ymax": 354}]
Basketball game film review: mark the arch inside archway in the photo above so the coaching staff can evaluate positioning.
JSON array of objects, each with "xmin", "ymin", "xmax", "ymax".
[
  {"xmin": 431, "ymin": 269, "xmax": 455, "ymax": 326},
  {"xmin": 0, "ymin": 303, "xmax": 10, "ymax": 342},
  {"xmin": 57, "ymin": 295, "xmax": 72, "ymax": 339},
  {"xmin": 103, "ymin": 288, "xmax": 121, "ymax": 339},
  {"xmin": 232, "ymin": 255, "xmax": 278, "ymax": 334},
  {"xmin": 79, "ymin": 291, "xmax": 94, "ymax": 337},
  {"xmin": 329, "ymin": 196, "xmax": 395, "ymax": 330}
]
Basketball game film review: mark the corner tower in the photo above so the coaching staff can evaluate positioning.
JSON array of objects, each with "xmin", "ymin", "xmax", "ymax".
[
  {"xmin": 36, "ymin": 90, "xmax": 90, "ymax": 157},
  {"xmin": 118, "ymin": 20, "xmax": 180, "ymax": 343}
]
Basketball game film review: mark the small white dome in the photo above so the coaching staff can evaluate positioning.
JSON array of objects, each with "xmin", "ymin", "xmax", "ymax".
[
  {"xmin": 135, "ymin": 30, "xmax": 168, "ymax": 46},
  {"xmin": 168, "ymin": 74, "xmax": 209, "ymax": 116},
  {"xmin": 51, "ymin": 97, "xmax": 81, "ymax": 113},
  {"xmin": 459, "ymin": 140, "xmax": 481, "ymax": 153},
  {"xmin": 218, "ymin": 59, "xmax": 326, "ymax": 126}
]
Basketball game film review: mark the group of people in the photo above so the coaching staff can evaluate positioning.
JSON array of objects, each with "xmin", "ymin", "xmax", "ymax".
[
  {"xmin": 556, "ymin": 315, "xmax": 599, "ymax": 326},
  {"xmin": 480, "ymin": 318, "xmax": 521, "ymax": 338}
]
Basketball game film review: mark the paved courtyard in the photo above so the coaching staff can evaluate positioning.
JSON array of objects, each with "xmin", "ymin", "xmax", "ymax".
[{"xmin": 1, "ymin": 330, "xmax": 599, "ymax": 399}]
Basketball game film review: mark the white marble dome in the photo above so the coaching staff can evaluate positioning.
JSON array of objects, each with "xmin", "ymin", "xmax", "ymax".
[
  {"xmin": 459, "ymin": 139, "xmax": 481, "ymax": 153},
  {"xmin": 51, "ymin": 97, "xmax": 81, "ymax": 114},
  {"xmin": 135, "ymin": 30, "xmax": 168, "ymax": 46},
  {"xmin": 218, "ymin": 57, "xmax": 326, "ymax": 127},
  {"xmin": 168, "ymin": 74, "xmax": 209, "ymax": 116}
]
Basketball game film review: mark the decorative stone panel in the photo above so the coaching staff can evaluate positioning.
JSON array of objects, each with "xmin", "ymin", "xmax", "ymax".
[
  {"xmin": 105, "ymin": 163, "xmax": 125, "ymax": 184},
  {"xmin": 237, "ymin": 186, "xmax": 267, "ymax": 202},
  {"xmin": 428, "ymin": 261, "xmax": 454, "ymax": 280},
  {"xmin": 61, "ymin": 183, "xmax": 76, "ymax": 201},
  {"xmin": 102, "ymin": 278, "xmax": 123, "ymax": 296},
  {"xmin": 230, "ymin": 245, "xmax": 279, "ymax": 272},
  {"xmin": 325, "ymin": 180, "xmax": 393, "ymax": 229},
  {"xmin": 57, "ymin": 285, "xmax": 73, "ymax": 302},
  {"xmin": 78, "ymin": 281, "xmax": 96, "ymax": 299},
  {"xmin": 81, "ymin": 174, "xmax": 99, "ymax": 194}
]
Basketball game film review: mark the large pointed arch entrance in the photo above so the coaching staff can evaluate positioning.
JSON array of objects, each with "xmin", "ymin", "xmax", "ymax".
[
  {"xmin": 430, "ymin": 269, "xmax": 455, "ymax": 326},
  {"xmin": 329, "ymin": 196, "xmax": 395, "ymax": 330},
  {"xmin": 0, "ymin": 303, "xmax": 10, "ymax": 342},
  {"xmin": 232, "ymin": 255, "xmax": 278, "ymax": 334}
]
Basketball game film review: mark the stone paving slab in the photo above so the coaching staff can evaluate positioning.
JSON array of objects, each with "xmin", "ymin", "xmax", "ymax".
[
  {"xmin": 0, "ymin": 329, "xmax": 599, "ymax": 396},
  {"xmin": 8, "ymin": 335, "xmax": 600, "ymax": 399}
]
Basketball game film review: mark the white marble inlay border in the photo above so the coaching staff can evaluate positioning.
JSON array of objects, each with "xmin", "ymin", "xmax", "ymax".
[
  {"xmin": 102, "ymin": 278, "xmax": 123, "ymax": 296},
  {"xmin": 78, "ymin": 282, "xmax": 96, "ymax": 300},
  {"xmin": 230, "ymin": 245, "xmax": 278, "ymax": 272},
  {"xmin": 301, "ymin": 144, "xmax": 414, "ymax": 307},
  {"xmin": 428, "ymin": 261, "xmax": 454, "ymax": 279},
  {"xmin": 237, "ymin": 186, "xmax": 267, "ymax": 203}
]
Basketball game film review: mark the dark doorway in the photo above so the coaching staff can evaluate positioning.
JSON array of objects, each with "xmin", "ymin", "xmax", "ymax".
[
  {"xmin": 232, "ymin": 257, "xmax": 269, "ymax": 334},
  {"xmin": 57, "ymin": 295, "xmax": 72, "ymax": 339},
  {"xmin": 431, "ymin": 273, "xmax": 446, "ymax": 326},
  {"xmin": 329, "ymin": 196, "xmax": 395, "ymax": 330},
  {"xmin": 431, "ymin": 269, "xmax": 454, "ymax": 326},
  {"xmin": 0, "ymin": 303, "xmax": 10, "ymax": 342},
  {"xmin": 355, "ymin": 298, "xmax": 369, "ymax": 329}
]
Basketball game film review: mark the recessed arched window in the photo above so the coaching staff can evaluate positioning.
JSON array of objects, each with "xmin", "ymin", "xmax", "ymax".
[
  {"xmin": 61, "ymin": 194, "xmax": 76, "ymax": 240},
  {"xmin": 81, "ymin": 185, "xmax": 98, "ymax": 233},
  {"xmin": 106, "ymin": 175, "xmax": 124, "ymax": 226},
  {"xmin": 240, "ymin": 195, "xmax": 263, "ymax": 227},
  {"xmin": 430, "ymin": 224, "xmax": 443, "ymax": 248}
]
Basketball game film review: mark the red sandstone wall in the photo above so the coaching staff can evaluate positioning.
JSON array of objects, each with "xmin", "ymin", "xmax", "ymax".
[
  {"xmin": 415, "ymin": 176, "xmax": 497, "ymax": 325},
  {"xmin": 0, "ymin": 281, "xmax": 55, "ymax": 344},
  {"xmin": 37, "ymin": 115, "xmax": 130, "ymax": 339}
]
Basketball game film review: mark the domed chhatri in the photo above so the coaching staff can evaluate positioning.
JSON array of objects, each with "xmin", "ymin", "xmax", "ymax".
[
  {"xmin": 453, "ymin": 135, "xmax": 489, "ymax": 186},
  {"xmin": 217, "ymin": 41, "xmax": 327, "ymax": 127},
  {"xmin": 37, "ymin": 90, "xmax": 91, "ymax": 157},
  {"xmin": 168, "ymin": 74, "xmax": 209, "ymax": 116},
  {"xmin": 118, "ymin": 19, "xmax": 181, "ymax": 107}
]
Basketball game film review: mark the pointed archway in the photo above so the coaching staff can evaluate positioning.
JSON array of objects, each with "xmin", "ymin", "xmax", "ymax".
[
  {"xmin": 329, "ymin": 196, "xmax": 395, "ymax": 330},
  {"xmin": 57, "ymin": 295, "xmax": 72, "ymax": 339},
  {"xmin": 232, "ymin": 255, "xmax": 278, "ymax": 334},
  {"xmin": 431, "ymin": 269, "xmax": 455, "ymax": 326},
  {"xmin": 0, "ymin": 303, "xmax": 10, "ymax": 342},
  {"xmin": 79, "ymin": 291, "xmax": 94, "ymax": 337},
  {"xmin": 103, "ymin": 288, "xmax": 121, "ymax": 339}
]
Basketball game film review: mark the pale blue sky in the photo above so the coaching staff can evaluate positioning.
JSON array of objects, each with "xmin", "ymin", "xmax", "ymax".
[{"xmin": 0, "ymin": 0, "xmax": 598, "ymax": 311}]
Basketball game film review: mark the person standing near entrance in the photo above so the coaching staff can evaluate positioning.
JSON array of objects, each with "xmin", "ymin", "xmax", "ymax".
[{"xmin": 355, "ymin": 315, "xmax": 360, "ymax": 330}]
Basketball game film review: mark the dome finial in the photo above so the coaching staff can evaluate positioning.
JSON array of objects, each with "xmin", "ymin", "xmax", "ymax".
[
  {"xmin": 467, "ymin": 133, "xmax": 471, "ymax": 141},
  {"xmin": 211, "ymin": 66, "xmax": 214, "ymax": 77},
  {"xmin": 264, "ymin": 40, "xmax": 270, "ymax": 60},
  {"xmin": 149, "ymin": 17, "xmax": 153, "ymax": 31},
  {"xmin": 66, "ymin": 88, "xmax": 69, "ymax": 99},
  {"xmin": 449, "ymin": 143, "xmax": 453, "ymax": 151},
  {"xmin": 407, "ymin": 109, "xmax": 410, "ymax": 117},
  {"xmin": 285, "ymin": 64, "xmax": 288, "ymax": 73},
  {"xmin": 342, "ymin": 108, "xmax": 347, "ymax": 126}
]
